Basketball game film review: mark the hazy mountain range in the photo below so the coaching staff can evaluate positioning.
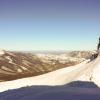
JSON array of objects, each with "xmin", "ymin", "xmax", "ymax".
[{"xmin": 0, "ymin": 50, "xmax": 96, "ymax": 82}]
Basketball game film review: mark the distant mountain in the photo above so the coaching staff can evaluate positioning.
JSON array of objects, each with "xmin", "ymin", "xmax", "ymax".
[{"xmin": 0, "ymin": 50, "xmax": 96, "ymax": 81}]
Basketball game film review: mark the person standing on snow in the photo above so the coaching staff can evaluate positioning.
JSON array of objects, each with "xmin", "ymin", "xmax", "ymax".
[{"xmin": 97, "ymin": 37, "xmax": 100, "ymax": 54}]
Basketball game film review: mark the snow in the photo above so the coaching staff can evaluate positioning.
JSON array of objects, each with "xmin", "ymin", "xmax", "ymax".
[
  {"xmin": 5, "ymin": 56, "xmax": 13, "ymax": 64},
  {"xmin": 91, "ymin": 63, "xmax": 100, "ymax": 87},
  {"xmin": 0, "ymin": 55, "xmax": 100, "ymax": 95},
  {"xmin": 1, "ymin": 56, "xmax": 100, "ymax": 99},
  {"xmin": 0, "ymin": 49, "xmax": 5, "ymax": 56},
  {"xmin": 17, "ymin": 69, "xmax": 22, "ymax": 72},
  {"xmin": 0, "ymin": 85, "xmax": 100, "ymax": 100},
  {"xmin": 0, "ymin": 60, "xmax": 89, "ymax": 92},
  {"xmin": 36, "ymin": 53, "xmax": 85, "ymax": 63},
  {"xmin": 76, "ymin": 56, "xmax": 100, "ymax": 87}
]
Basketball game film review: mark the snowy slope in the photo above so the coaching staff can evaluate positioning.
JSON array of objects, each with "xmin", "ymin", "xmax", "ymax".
[
  {"xmin": 0, "ymin": 61, "xmax": 88, "ymax": 92},
  {"xmin": 76, "ymin": 55, "xmax": 100, "ymax": 87},
  {"xmin": 0, "ymin": 55, "xmax": 100, "ymax": 93},
  {"xmin": 0, "ymin": 59, "xmax": 89, "ymax": 92}
]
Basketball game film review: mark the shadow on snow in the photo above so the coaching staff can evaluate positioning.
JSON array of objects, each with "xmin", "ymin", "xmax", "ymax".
[{"xmin": 0, "ymin": 81, "xmax": 100, "ymax": 100}]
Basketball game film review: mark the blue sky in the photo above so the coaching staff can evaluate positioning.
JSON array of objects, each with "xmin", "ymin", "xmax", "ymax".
[{"xmin": 0, "ymin": 0, "xmax": 100, "ymax": 51}]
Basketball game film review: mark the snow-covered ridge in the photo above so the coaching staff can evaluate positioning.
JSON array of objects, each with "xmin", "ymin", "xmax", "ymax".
[{"xmin": 36, "ymin": 53, "xmax": 85, "ymax": 63}]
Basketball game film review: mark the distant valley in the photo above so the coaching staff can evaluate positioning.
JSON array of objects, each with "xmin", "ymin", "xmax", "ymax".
[{"xmin": 0, "ymin": 50, "xmax": 96, "ymax": 81}]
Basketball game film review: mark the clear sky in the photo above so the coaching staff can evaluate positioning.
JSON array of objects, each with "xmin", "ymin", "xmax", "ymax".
[{"xmin": 0, "ymin": 0, "xmax": 100, "ymax": 51}]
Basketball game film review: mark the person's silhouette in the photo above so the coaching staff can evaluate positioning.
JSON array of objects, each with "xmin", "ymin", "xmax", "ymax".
[{"xmin": 97, "ymin": 37, "xmax": 100, "ymax": 54}]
